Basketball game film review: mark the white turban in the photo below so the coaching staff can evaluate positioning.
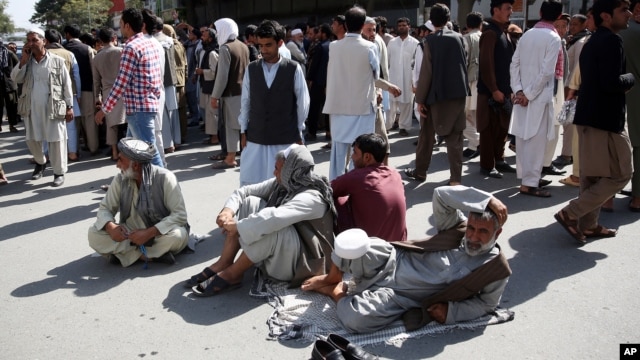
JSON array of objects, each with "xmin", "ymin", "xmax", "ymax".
[
  {"xmin": 291, "ymin": 28, "xmax": 303, "ymax": 36},
  {"xmin": 214, "ymin": 18, "xmax": 239, "ymax": 46}
]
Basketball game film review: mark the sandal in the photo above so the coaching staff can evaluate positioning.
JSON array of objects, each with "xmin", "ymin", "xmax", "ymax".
[
  {"xmin": 583, "ymin": 225, "xmax": 617, "ymax": 239},
  {"xmin": 559, "ymin": 176, "xmax": 580, "ymax": 187},
  {"xmin": 519, "ymin": 186, "xmax": 551, "ymax": 197},
  {"xmin": 554, "ymin": 210, "xmax": 586, "ymax": 243},
  {"xmin": 209, "ymin": 153, "xmax": 227, "ymax": 161},
  {"xmin": 211, "ymin": 161, "xmax": 238, "ymax": 170},
  {"xmin": 192, "ymin": 275, "xmax": 242, "ymax": 297},
  {"xmin": 183, "ymin": 267, "xmax": 216, "ymax": 288}
]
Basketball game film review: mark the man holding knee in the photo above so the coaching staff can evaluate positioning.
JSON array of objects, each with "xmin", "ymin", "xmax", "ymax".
[{"xmin": 186, "ymin": 145, "xmax": 335, "ymax": 296}]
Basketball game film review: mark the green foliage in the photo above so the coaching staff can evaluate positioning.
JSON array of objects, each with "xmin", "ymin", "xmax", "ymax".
[
  {"xmin": 31, "ymin": 0, "xmax": 112, "ymax": 32},
  {"xmin": 30, "ymin": 0, "xmax": 66, "ymax": 27},
  {"xmin": 0, "ymin": 0, "xmax": 15, "ymax": 34},
  {"xmin": 125, "ymin": 0, "xmax": 145, "ymax": 9},
  {"xmin": 60, "ymin": 0, "xmax": 112, "ymax": 32}
]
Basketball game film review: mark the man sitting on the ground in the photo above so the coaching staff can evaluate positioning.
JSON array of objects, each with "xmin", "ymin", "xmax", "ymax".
[
  {"xmin": 186, "ymin": 144, "xmax": 336, "ymax": 296},
  {"xmin": 331, "ymin": 133, "xmax": 407, "ymax": 241},
  {"xmin": 302, "ymin": 185, "xmax": 511, "ymax": 333},
  {"xmin": 88, "ymin": 138, "xmax": 189, "ymax": 267}
]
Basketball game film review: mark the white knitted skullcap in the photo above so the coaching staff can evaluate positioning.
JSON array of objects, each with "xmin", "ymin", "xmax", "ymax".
[{"xmin": 334, "ymin": 228, "xmax": 371, "ymax": 260}]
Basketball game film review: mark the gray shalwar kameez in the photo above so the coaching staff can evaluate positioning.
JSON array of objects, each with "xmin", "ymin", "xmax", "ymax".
[{"xmin": 333, "ymin": 186, "xmax": 509, "ymax": 333}]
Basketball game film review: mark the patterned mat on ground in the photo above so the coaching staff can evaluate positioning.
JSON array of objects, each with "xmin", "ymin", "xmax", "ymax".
[{"xmin": 249, "ymin": 271, "xmax": 515, "ymax": 346}]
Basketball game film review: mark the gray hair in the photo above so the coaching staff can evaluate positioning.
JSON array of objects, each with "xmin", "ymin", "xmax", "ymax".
[
  {"xmin": 364, "ymin": 16, "xmax": 376, "ymax": 25},
  {"xmin": 468, "ymin": 210, "xmax": 501, "ymax": 233}
]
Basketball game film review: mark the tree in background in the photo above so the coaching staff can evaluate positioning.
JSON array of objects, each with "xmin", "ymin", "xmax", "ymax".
[
  {"xmin": 0, "ymin": 0, "xmax": 15, "ymax": 35},
  {"xmin": 60, "ymin": 0, "xmax": 112, "ymax": 32},
  {"xmin": 30, "ymin": 0, "xmax": 65, "ymax": 27},
  {"xmin": 31, "ymin": 0, "xmax": 144, "ymax": 32}
]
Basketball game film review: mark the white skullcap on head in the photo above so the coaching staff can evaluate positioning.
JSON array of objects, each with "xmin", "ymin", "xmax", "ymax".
[
  {"xmin": 425, "ymin": 20, "xmax": 435, "ymax": 32},
  {"xmin": 291, "ymin": 28, "xmax": 303, "ymax": 36},
  {"xmin": 29, "ymin": 27, "xmax": 45, "ymax": 38},
  {"xmin": 334, "ymin": 228, "xmax": 371, "ymax": 260}
]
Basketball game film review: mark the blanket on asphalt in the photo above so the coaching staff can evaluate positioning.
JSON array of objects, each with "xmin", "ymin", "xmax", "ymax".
[{"xmin": 249, "ymin": 271, "xmax": 515, "ymax": 346}]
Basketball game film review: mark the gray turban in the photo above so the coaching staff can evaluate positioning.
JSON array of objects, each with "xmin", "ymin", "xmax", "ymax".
[
  {"xmin": 273, "ymin": 144, "xmax": 337, "ymax": 219},
  {"xmin": 117, "ymin": 138, "xmax": 157, "ymax": 163}
]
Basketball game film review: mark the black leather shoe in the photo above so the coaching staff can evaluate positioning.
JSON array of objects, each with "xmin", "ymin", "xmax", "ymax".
[
  {"xmin": 154, "ymin": 252, "xmax": 176, "ymax": 265},
  {"xmin": 31, "ymin": 163, "xmax": 46, "ymax": 180},
  {"xmin": 495, "ymin": 161, "xmax": 516, "ymax": 173},
  {"xmin": 551, "ymin": 155, "xmax": 573, "ymax": 168},
  {"xmin": 542, "ymin": 165, "xmax": 566, "ymax": 175},
  {"xmin": 312, "ymin": 339, "xmax": 346, "ymax": 360},
  {"xmin": 108, "ymin": 254, "xmax": 122, "ymax": 265},
  {"xmin": 327, "ymin": 334, "xmax": 378, "ymax": 360},
  {"xmin": 480, "ymin": 167, "xmax": 503, "ymax": 178},
  {"xmin": 404, "ymin": 168, "xmax": 426, "ymax": 182},
  {"xmin": 462, "ymin": 148, "xmax": 479, "ymax": 158},
  {"xmin": 538, "ymin": 179, "xmax": 552, "ymax": 187}
]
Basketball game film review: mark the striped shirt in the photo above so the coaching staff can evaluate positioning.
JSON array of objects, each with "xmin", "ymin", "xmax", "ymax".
[{"xmin": 102, "ymin": 32, "xmax": 162, "ymax": 114}]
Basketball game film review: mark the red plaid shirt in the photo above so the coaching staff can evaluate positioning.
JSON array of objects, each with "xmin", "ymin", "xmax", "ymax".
[{"xmin": 102, "ymin": 32, "xmax": 162, "ymax": 114}]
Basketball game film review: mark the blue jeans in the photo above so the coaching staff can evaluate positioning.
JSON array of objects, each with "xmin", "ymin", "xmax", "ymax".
[{"xmin": 126, "ymin": 112, "xmax": 164, "ymax": 167}]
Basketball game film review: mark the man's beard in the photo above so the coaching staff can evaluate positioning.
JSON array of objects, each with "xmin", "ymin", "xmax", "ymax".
[
  {"xmin": 462, "ymin": 234, "xmax": 497, "ymax": 256},
  {"xmin": 122, "ymin": 164, "xmax": 136, "ymax": 180}
]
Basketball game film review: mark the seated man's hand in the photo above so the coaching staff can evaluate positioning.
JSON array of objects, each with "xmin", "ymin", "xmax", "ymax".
[
  {"xmin": 488, "ymin": 197, "xmax": 508, "ymax": 226},
  {"xmin": 128, "ymin": 227, "xmax": 160, "ymax": 246},
  {"xmin": 216, "ymin": 208, "xmax": 235, "ymax": 228},
  {"xmin": 105, "ymin": 222, "xmax": 129, "ymax": 242},
  {"xmin": 427, "ymin": 302, "xmax": 448, "ymax": 324},
  {"xmin": 221, "ymin": 219, "xmax": 238, "ymax": 236}
]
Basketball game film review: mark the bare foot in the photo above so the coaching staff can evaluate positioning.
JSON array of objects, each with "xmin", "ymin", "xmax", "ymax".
[
  {"xmin": 315, "ymin": 281, "xmax": 344, "ymax": 298},
  {"xmin": 302, "ymin": 274, "xmax": 336, "ymax": 292}
]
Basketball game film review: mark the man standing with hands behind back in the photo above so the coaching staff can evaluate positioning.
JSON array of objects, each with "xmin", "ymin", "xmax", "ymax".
[{"xmin": 477, "ymin": 0, "xmax": 517, "ymax": 179}]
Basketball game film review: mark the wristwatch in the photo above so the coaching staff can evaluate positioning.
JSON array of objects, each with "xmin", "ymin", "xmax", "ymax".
[{"xmin": 66, "ymin": 105, "xmax": 73, "ymax": 110}]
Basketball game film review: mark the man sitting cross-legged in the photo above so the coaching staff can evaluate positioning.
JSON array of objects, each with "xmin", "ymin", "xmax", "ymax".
[
  {"xmin": 88, "ymin": 138, "xmax": 189, "ymax": 267},
  {"xmin": 187, "ymin": 144, "xmax": 336, "ymax": 296},
  {"xmin": 302, "ymin": 185, "xmax": 511, "ymax": 333}
]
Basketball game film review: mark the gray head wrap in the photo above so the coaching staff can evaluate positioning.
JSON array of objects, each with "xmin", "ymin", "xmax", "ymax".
[
  {"xmin": 117, "ymin": 138, "xmax": 156, "ymax": 163},
  {"xmin": 117, "ymin": 138, "xmax": 157, "ymax": 221},
  {"xmin": 267, "ymin": 145, "xmax": 337, "ymax": 219}
]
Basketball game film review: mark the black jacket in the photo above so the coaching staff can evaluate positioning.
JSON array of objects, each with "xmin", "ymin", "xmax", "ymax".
[{"xmin": 574, "ymin": 27, "xmax": 635, "ymax": 133}]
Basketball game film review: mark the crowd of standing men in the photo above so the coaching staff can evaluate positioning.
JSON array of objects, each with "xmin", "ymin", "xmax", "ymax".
[{"xmin": 0, "ymin": 0, "xmax": 637, "ymax": 237}]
